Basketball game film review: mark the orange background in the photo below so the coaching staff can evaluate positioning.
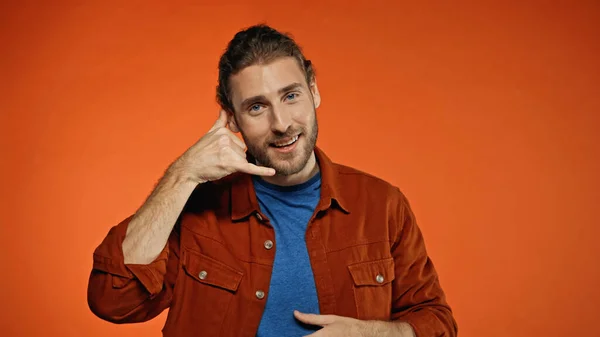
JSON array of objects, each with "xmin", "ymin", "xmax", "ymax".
[{"xmin": 1, "ymin": 2, "xmax": 599, "ymax": 337}]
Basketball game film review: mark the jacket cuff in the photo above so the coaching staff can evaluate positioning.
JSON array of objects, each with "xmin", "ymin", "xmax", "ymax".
[
  {"xmin": 124, "ymin": 247, "xmax": 169, "ymax": 296},
  {"xmin": 92, "ymin": 215, "xmax": 170, "ymax": 296},
  {"xmin": 394, "ymin": 308, "xmax": 454, "ymax": 337}
]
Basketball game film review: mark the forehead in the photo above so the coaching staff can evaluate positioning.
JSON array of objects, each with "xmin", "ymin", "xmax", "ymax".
[{"xmin": 229, "ymin": 57, "xmax": 307, "ymax": 104}]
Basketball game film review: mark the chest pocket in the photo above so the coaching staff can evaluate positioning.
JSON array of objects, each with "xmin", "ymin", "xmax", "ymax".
[
  {"xmin": 165, "ymin": 249, "xmax": 244, "ymax": 336},
  {"xmin": 182, "ymin": 249, "xmax": 243, "ymax": 292},
  {"xmin": 348, "ymin": 257, "xmax": 395, "ymax": 320}
]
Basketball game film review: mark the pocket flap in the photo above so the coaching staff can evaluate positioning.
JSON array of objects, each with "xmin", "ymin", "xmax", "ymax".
[
  {"xmin": 183, "ymin": 250, "xmax": 244, "ymax": 292},
  {"xmin": 348, "ymin": 258, "xmax": 395, "ymax": 286}
]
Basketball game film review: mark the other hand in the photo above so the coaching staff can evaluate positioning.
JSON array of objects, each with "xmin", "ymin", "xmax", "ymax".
[{"xmin": 170, "ymin": 110, "xmax": 275, "ymax": 183}]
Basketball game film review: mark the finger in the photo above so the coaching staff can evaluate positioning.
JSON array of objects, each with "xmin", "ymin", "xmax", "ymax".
[
  {"xmin": 228, "ymin": 132, "xmax": 246, "ymax": 150},
  {"xmin": 228, "ymin": 141, "xmax": 247, "ymax": 158},
  {"xmin": 216, "ymin": 128, "xmax": 246, "ymax": 151},
  {"xmin": 236, "ymin": 162, "xmax": 276, "ymax": 177},
  {"xmin": 210, "ymin": 109, "xmax": 228, "ymax": 132},
  {"xmin": 294, "ymin": 311, "xmax": 337, "ymax": 327}
]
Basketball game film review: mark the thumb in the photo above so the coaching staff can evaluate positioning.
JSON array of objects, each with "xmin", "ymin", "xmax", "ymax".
[
  {"xmin": 210, "ymin": 109, "xmax": 228, "ymax": 131},
  {"xmin": 293, "ymin": 311, "xmax": 336, "ymax": 327}
]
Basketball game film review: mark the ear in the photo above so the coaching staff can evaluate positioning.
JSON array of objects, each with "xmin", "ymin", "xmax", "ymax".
[
  {"xmin": 309, "ymin": 79, "xmax": 321, "ymax": 109},
  {"xmin": 227, "ymin": 110, "xmax": 240, "ymax": 133}
]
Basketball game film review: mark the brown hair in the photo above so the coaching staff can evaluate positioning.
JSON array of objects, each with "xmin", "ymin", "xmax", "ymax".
[{"xmin": 216, "ymin": 24, "xmax": 315, "ymax": 113}]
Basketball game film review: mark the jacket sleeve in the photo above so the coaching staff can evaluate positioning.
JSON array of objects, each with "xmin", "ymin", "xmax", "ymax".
[
  {"xmin": 389, "ymin": 189, "xmax": 458, "ymax": 337},
  {"xmin": 87, "ymin": 215, "xmax": 181, "ymax": 324}
]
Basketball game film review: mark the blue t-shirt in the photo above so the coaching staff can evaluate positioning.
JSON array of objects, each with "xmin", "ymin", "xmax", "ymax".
[{"xmin": 253, "ymin": 172, "xmax": 322, "ymax": 337}]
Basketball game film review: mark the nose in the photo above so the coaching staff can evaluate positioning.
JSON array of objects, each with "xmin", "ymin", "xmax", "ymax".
[{"xmin": 270, "ymin": 105, "xmax": 292, "ymax": 134}]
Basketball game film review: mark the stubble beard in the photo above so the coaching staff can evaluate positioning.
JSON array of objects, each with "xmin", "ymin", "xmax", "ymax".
[{"xmin": 242, "ymin": 111, "xmax": 318, "ymax": 176}]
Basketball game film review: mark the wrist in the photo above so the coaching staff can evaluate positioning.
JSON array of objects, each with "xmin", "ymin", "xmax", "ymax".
[
  {"xmin": 167, "ymin": 158, "xmax": 204, "ymax": 185},
  {"xmin": 159, "ymin": 166, "xmax": 198, "ymax": 195}
]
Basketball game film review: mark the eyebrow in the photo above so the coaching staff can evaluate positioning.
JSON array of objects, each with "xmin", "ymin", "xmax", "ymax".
[{"xmin": 240, "ymin": 82, "xmax": 304, "ymax": 110}]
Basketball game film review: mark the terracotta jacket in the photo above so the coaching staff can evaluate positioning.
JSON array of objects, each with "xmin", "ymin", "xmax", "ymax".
[{"xmin": 87, "ymin": 147, "xmax": 457, "ymax": 337}]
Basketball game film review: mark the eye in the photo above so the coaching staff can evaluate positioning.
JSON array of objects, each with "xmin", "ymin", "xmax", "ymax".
[
  {"xmin": 285, "ymin": 92, "xmax": 298, "ymax": 101},
  {"xmin": 249, "ymin": 104, "xmax": 264, "ymax": 113}
]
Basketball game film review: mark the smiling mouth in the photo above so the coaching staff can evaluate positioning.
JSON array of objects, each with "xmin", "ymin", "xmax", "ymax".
[{"xmin": 270, "ymin": 134, "xmax": 300, "ymax": 148}]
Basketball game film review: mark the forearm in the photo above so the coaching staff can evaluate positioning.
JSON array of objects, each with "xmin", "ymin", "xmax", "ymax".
[
  {"xmin": 89, "ymin": 212, "xmax": 180, "ymax": 323},
  {"xmin": 122, "ymin": 163, "xmax": 198, "ymax": 264},
  {"xmin": 362, "ymin": 320, "xmax": 415, "ymax": 337},
  {"xmin": 386, "ymin": 189, "xmax": 457, "ymax": 337}
]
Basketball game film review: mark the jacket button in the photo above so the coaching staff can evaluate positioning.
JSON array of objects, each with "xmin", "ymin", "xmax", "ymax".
[
  {"xmin": 199, "ymin": 271, "xmax": 208, "ymax": 280},
  {"xmin": 376, "ymin": 274, "xmax": 384, "ymax": 284},
  {"xmin": 264, "ymin": 240, "xmax": 274, "ymax": 250},
  {"xmin": 255, "ymin": 290, "xmax": 265, "ymax": 299}
]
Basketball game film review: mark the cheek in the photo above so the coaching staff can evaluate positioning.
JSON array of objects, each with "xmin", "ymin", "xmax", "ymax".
[
  {"xmin": 241, "ymin": 120, "xmax": 270, "ymax": 142},
  {"xmin": 289, "ymin": 102, "xmax": 315, "ymax": 123}
]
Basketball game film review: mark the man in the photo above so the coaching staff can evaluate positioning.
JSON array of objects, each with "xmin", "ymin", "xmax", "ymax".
[{"xmin": 87, "ymin": 24, "xmax": 457, "ymax": 337}]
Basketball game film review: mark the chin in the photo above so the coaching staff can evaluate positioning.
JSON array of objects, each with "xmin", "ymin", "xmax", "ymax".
[
  {"xmin": 271, "ymin": 159, "xmax": 305, "ymax": 176},
  {"xmin": 271, "ymin": 151, "xmax": 311, "ymax": 176},
  {"xmin": 249, "ymin": 132, "xmax": 316, "ymax": 176}
]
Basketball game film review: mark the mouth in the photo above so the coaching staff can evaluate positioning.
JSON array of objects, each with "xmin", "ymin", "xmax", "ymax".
[{"xmin": 270, "ymin": 134, "xmax": 301, "ymax": 150}]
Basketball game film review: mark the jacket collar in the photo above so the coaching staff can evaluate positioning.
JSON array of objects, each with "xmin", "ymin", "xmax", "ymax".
[{"xmin": 230, "ymin": 146, "xmax": 350, "ymax": 221}]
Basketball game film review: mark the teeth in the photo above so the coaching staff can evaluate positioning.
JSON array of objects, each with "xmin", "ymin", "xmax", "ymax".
[{"xmin": 274, "ymin": 135, "xmax": 299, "ymax": 147}]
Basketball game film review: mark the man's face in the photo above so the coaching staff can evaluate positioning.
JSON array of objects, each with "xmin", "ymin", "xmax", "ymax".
[{"xmin": 228, "ymin": 57, "xmax": 321, "ymax": 176}]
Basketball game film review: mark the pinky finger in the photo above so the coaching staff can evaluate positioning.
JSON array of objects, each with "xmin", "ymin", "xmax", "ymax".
[{"xmin": 239, "ymin": 163, "xmax": 276, "ymax": 177}]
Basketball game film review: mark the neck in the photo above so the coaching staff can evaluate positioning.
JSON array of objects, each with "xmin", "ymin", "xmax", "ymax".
[{"xmin": 259, "ymin": 152, "xmax": 319, "ymax": 187}]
